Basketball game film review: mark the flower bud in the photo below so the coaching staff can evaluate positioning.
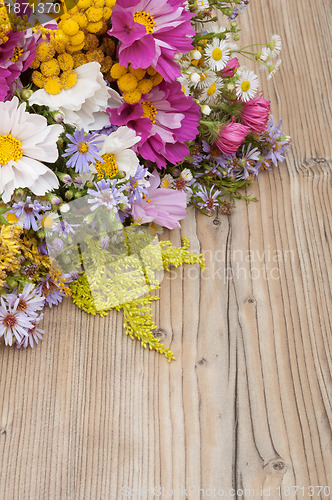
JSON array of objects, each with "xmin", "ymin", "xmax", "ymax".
[
  {"xmin": 201, "ymin": 104, "xmax": 212, "ymax": 116},
  {"xmin": 21, "ymin": 88, "xmax": 33, "ymax": 100}
]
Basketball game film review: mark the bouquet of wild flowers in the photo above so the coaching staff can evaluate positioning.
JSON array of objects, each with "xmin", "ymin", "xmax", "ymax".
[{"xmin": 0, "ymin": 0, "xmax": 290, "ymax": 359}]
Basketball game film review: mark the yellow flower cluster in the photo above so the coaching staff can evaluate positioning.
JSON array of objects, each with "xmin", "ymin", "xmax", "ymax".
[
  {"xmin": 109, "ymin": 63, "xmax": 163, "ymax": 104},
  {"xmin": 0, "ymin": 223, "xmax": 71, "ymax": 296},
  {"xmin": 0, "ymin": 224, "xmax": 22, "ymax": 288},
  {"xmin": 31, "ymin": 0, "xmax": 116, "ymax": 95},
  {"xmin": 0, "ymin": 3, "xmax": 11, "ymax": 45}
]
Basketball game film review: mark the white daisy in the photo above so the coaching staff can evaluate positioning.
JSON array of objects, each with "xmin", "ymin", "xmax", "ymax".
[
  {"xmin": 0, "ymin": 97, "xmax": 62, "ymax": 203},
  {"xmin": 267, "ymin": 59, "xmax": 282, "ymax": 80},
  {"xmin": 91, "ymin": 126, "xmax": 141, "ymax": 179},
  {"xmin": 193, "ymin": 0, "xmax": 209, "ymax": 11},
  {"xmin": 203, "ymin": 22, "xmax": 227, "ymax": 35},
  {"xmin": 177, "ymin": 75, "xmax": 191, "ymax": 96},
  {"xmin": 235, "ymin": 69, "xmax": 259, "ymax": 102},
  {"xmin": 160, "ymin": 174, "xmax": 173, "ymax": 189},
  {"xmin": 180, "ymin": 168, "xmax": 193, "ymax": 182},
  {"xmin": 205, "ymin": 39, "xmax": 230, "ymax": 71},
  {"xmin": 267, "ymin": 34, "xmax": 282, "ymax": 57},
  {"xmin": 202, "ymin": 77, "xmax": 224, "ymax": 104},
  {"xmin": 188, "ymin": 68, "xmax": 215, "ymax": 89},
  {"xmin": 256, "ymin": 47, "xmax": 270, "ymax": 64},
  {"xmin": 29, "ymin": 62, "xmax": 122, "ymax": 132}
]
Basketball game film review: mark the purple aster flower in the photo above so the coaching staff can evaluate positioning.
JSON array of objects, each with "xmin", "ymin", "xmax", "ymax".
[
  {"xmin": 38, "ymin": 241, "xmax": 48, "ymax": 255},
  {"xmin": 261, "ymin": 116, "xmax": 291, "ymax": 167},
  {"xmin": 6, "ymin": 283, "xmax": 45, "ymax": 318},
  {"xmin": 100, "ymin": 234, "xmax": 110, "ymax": 250},
  {"xmin": 109, "ymin": 0, "xmax": 194, "ymax": 81},
  {"xmin": 228, "ymin": 144, "xmax": 260, "ymax": 180},
  {"xmin": 36, "ymin": 274, "xmax": 66, "ymax": 308},
  {"xmin": 128, "ymin": 164, "xmax": 150, "ymax": 203},
  {"xmin": 63, "ymin": 128, "xmax": 104, "ymax": 173},
  {"xmin": 196, "ymin": 186, "xmax": 221, "ymax": 214},
  {"xmin": 0, "ymin": 297, "xmax": 33, "ymax": 346},
  {"xmin": 54, "ymin": 220, "xmax": 79, "ymax": 239},
  {"xmin": 10, "ymin": 196, "xmax": 48, "ymax": 231},
  {"xmin": 87, "ymin": 178, "xmax": 128, "ymax": 211},
  {"xmin": 16, "ymin": 314, "xmax": 45, "ymax": 349}
]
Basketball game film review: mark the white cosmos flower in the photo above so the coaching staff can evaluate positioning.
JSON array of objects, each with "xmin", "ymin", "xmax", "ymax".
[
  {"xmin": 235, "ymin": 69, "xmax": 259, "ymax": 102},
  {"xmin": 91, "ymin": 126, "xmax": 141, "ymax": 179},
  {"xmin": 28, "ymin": 62, "xmax": 122, "ymax": 132},
  {"xmin": 0, "ymin": 97, "xmax": 62, "ymax": 203},
  {"xmin": 205, "ymin": 39, "xmax": 230, "ymax": 71}
]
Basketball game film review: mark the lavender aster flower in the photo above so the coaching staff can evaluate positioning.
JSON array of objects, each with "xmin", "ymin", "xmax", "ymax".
[
  {"xmin": 228, "ymin": 144, "xmax": 260, "ymax": 180},
  {"xmin": 10, "ymin": 196, "xmax": 48, "ymax": 231},
  {"xmin": 196, "ymin": 186, "xmax": 221, "ymax": 214},
  {"xmin": 36, "ymin": 274, "xmax": 66, "ymax": 308},
  {"xmin": 0, "ymin": 297, "xmax": 33, "ymax": 346},
  {"xmin": 6, "ymin": 283, "xmax": 45, "ymax": 318},
  {"xmin": 54, "ymin": 220, "xmax": 79, "ymax": 239},
  {"xmin": 62, "ymin": 128, "xmax": 104, "ymax": 173},
  {"xmin": 16, "ymin": 315, "xmax": 45, "ymax": 349},
  {"xmin": 262, "ymin": 116, "xmax": 291, "ymax": 167},
  {"xmin": 128, "ymin": 165, "xmax": 150, "ymax": 203},
  {"xmin": 87, "ymin": 178, "xmax": 128, "ymax": 211}
]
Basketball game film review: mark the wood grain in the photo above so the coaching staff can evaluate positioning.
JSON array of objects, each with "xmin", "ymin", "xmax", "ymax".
[{"xmin": 0, "ymin": 0, "xmax": 331, "ymax": 498}]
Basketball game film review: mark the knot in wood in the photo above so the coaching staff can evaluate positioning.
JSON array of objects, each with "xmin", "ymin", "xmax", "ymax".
[
  {"xmin": 153, "ymin": 328, "xmax": 167, "ymax": 340},
  {"xmin": 264, "ymin": 458, "xmax": 287, "ymax": 475}
]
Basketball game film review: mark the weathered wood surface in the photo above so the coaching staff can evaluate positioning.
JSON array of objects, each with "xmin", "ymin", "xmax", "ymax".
[{"xmin": 0, "ymin": 0, "xmax": 331, "ymax": 498}]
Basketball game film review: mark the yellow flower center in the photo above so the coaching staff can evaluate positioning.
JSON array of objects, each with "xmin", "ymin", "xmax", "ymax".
[
  {"xmin": 200, "ymin": 72, "xmax": 207, "ymax": 81},
  {"xmin": 241, "ymin": 80, "xmax": 251, "ymax": 92},
  {"xmin": 141, "ymin": 101, "xmax": 157, "ymax": 123},
  {"xmin": 133, "ymin": 11, "xmax": 155, "ymax": 33},
  {"xmin": 160, "ymin": 178, "xmax": 169, "ymax": 188},
  {"xmin": 10, "ymin": 46, "xmax": 23, "ymax": 62},
  {"xmin": 207, "ymin": 83, "xmax": 217, "ymax": 96},
  {"xmin": 41, "ymin": 216, "xmax": 54, "ymax": 228},
  {"xmin": 212, "ymin": 48, "xmax": 223, "ymax": 61},
  {"xmin": 95, "ymin": 153, "xmax": 119, "ymax": 179},
  {"xmin": 78, "ymin": 141, "xmax": 89, "ymax": 153},
  {"xmin": 6, "ymin": 213, "xmax": 19, "ymax": 223},
  {"xmin": 0, "ymin": 134, "xmax": 23, "ymax": 165}
]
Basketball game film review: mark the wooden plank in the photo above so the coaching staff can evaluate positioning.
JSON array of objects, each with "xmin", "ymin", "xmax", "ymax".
[{"xmin": 0, "ymin": 0, "xmax": 331, "ymax": 498}]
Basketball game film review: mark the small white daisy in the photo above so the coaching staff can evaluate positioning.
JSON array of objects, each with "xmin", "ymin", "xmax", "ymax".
[
  {"xmin": 235, "ymin": 69, "xmax": 259, "ymax": 102},
  {"xmin": 256, "ymin": 47, "xmax": 270, "ymax": 64},
  {"xmin": 193, "ymin": 0, "xmax": 209, "ymax": 11},
  {"xmin": 204, "ymin": 22, "xmax": 227, "ymax": 35},
  {"xmin": 188, "ymin": 69, "xmax": 215, "ymax": 89},
  {"xmin": 267, "ymin": 59, "xmax": 282, "ymax": 80},
  {"xmin": 267, "ymin": 34, "xmax": 282, "ymax": 57},
  {"xmin": 177, "ymin": 75, "xmax": 191, "ymax": 95},
  {"xmin": 160, "ymin": 174, "xmax": 173, "ymax": 189},
  {"xmin": 205, "ymin": 39, "xmax": 230, "ymax": 71},
  {"xmin": 180, "ymin": 168, "xmax": 193, "ymax": 182},
  {"xmin": 202, "ymin": 77, "xmax": 224, "ymax": 104}
]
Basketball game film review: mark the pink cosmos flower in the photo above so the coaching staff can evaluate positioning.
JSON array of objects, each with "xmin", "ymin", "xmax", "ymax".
[
  {"xmin": 108, "ymin": 80, "xmax": 200, "ymax": 168},
  {"xmin": 0, "ymin": 30, "xmax": 38, "ymax": 101},
  {"xmin": 215, "ymin": 117, "xmax": 250, "ymax": 156},
  {"xmin": 240, "ymin": 96, "xmax": 271, "ymax": 133},
  {"xmin": 109, "ymin": 0, "xmax": 194, "ymax": 81},
  {"xmin": 131, "ymin": 170, "xmax": 187, "ymax": 229},
  {"xmin": 220, "ymin": 57, "xmax": 240, "ymax": 78}
]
